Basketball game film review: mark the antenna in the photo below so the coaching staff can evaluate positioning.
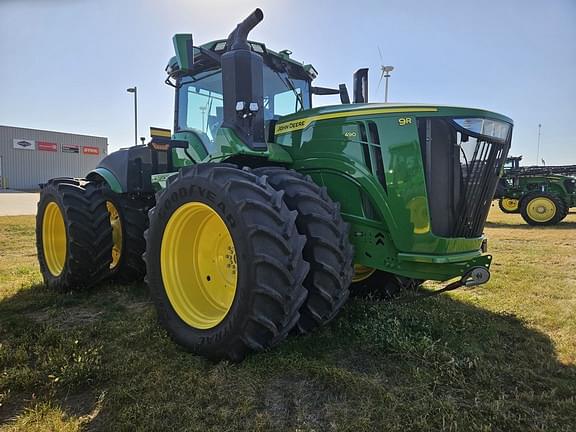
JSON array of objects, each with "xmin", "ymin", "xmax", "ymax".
[{"xmin": 377, "ymin": 46, "xmax": 394, "ymax": 102}]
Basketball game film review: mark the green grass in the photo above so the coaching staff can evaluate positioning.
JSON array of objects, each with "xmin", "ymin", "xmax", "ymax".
[{"xmin": 1, "ymin": 208, "xmax": 575, "ymax": 431}]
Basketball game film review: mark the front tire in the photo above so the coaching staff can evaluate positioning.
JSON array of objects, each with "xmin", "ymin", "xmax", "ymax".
[
  {"xmin": 144, "ymin": 164, "xmax": 308, "ymax": 361},
  {"xmin": 350, "ymin": 266, "xmax": 422, "ymax": 299},
  {"xmin": 520, "ymin": 192, "xmax": 566, "ymax": 226},
  {"xmin": 36, "ymin": 178, "xmax": 112, "ymax": 290},
  {"xmin": 254, "ymin": 167, "xmax": 354, "ymax": 334}
]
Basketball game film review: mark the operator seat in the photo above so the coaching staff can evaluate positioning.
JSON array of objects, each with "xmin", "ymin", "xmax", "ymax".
[
  {"xmin": 178, "ymin": 128, "xmax": 216, "ymax": 156},
  {"xmin": 208, "ymin": 106, "xmax": 224, "ymax": 140}
]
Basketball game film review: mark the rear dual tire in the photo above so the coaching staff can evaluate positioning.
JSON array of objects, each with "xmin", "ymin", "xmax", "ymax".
[
  {"xmin": 36, "ymin": 179, "xmax": 113, "ymax": 290},
  {"xmin": 37, "ymin": 178, "xmax": 151, "ymax": 289},
  {"xmin": 101, "ymin": 189, "xmax": 152, "ymax": 283}
]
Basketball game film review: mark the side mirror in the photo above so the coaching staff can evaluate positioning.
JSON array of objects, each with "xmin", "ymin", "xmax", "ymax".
[
  {"xmin": 339, "ymin": 84, "xmax": 350, "ymax": 104},
  {"xmin": 311, "ymin": 86, "xmax": 340, "ymax": 95},
  {"xmin": 173, "ymin": 34, "xmax": 194, "ymax": 71},
  {"xmin": 311, "ymin": 85, "xmax": 350, "ymax": 104}
]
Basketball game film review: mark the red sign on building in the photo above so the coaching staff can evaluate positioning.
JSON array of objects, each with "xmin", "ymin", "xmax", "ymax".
[
  {"xmin": 37, "ymin": 141, "xmax": 58, "ymax": 152},
  {"xmin": 82, "ymin": 146, "xmax": 100, "ymax": 155}
]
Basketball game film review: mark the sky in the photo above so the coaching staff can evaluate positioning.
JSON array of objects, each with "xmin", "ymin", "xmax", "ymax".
[{"xmin": 0, "ymin": 0, "xmax": 575, "ymax": 164}]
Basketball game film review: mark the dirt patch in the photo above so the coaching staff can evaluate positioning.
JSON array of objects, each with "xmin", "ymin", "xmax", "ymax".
[
  {"xmin": 123, "ymin": 301, "xmax": 153, "ymax": 313},
  {"xmin": 25, "ymin": 305, "xmax": 105, "ymax": 329},
  {"xmin": 0, "ymin": 392, "xmax": 27, "ymax": 424},
  {"xmin": 263, "ymin": 376, "xmax": 332, "ymax": 430}
]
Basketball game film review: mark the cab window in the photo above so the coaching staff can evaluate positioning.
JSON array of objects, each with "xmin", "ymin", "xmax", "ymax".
[
  {"xmin": 177, "ymin": 65, "xmax": 311, "ymax": 141},
  {"xmin": 262, "ymin": 66, "xmax": 310, "ymax": 120}
]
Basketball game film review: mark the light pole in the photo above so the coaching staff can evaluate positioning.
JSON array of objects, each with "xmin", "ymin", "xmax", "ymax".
[
  {"xmin": 381, "ymin": 65, "xmax": 394, "ymax": 102},
  {"xmin": 126, "ymin": 87, "xmax": 138, "ymax": 146},
  {"xmin": 536, "ymin": 123, "xmax": 542, "ymax": 166}
]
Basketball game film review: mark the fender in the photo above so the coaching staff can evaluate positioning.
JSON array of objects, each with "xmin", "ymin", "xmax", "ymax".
[
  {"xmin": 87, "ymin": 145, "xmax": 161, "ymax": 193},
  {"xmin": 87, "ymin": 167, "xmax": 123, "ymax": 193}
]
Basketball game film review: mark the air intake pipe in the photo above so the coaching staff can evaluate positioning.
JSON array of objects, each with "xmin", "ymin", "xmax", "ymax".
[{"xmin": 221, "ymin": 8, "xmax": 266, "ymax": 150}]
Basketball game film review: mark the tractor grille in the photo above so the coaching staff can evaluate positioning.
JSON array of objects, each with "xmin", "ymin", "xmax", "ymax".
[
  {"xmin": 418, "ymin": 118, "xmax": 511, "ymax": 238},
  {"xmin": 453, "ymin": 140, "xmax": 508, "ymax": 237}
]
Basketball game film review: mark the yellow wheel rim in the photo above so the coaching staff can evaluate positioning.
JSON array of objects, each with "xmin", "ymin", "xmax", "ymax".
[
  {"xmin": 42, "ymin": 202, "xmax": 67, "ymax": 277},
  {"xmin": 352, "ymin": 264, "xmax": 376, "ymax": 283},
  {"xmin": 501, "ymin": 198, "xmax": 519, "ymax": 212},
  {"xmin": 161, "ymin": 202, "xmax": 237, "ymax": 329},
  {"xmin": 107, "ymin": 201, "xmax": 123, "ymax": 270},
  {"xmin": 526, "ymin": 197, "xmax": 556, "ymax": 223}
]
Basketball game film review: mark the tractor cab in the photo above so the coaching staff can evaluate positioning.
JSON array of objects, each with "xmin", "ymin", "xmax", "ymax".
[
  {"xmin": 504, "ymin": 156, "xmax": 522, "ymax": 171},
  {"xmin": 168, "ymin": 42, "xmax": 313, "ymax": 151},
  {"xmin": 165, "ymin": 20, "xmax": 326, "ymax": 166}
]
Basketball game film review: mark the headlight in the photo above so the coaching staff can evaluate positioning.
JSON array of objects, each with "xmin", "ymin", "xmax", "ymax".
[{"xmin": 454, "ymin": 118, "xmax": 511, "ymax": 140}]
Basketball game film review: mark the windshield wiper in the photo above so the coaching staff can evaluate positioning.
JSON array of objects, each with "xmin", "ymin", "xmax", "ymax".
[{"xmin": 276, "ymin": 70, "xmax": 305, "ymax": 112}]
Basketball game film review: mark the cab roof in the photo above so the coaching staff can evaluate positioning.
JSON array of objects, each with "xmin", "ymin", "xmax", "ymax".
[{"xmin": 166, "ymin": 39, "xmax": 317, "ymax": 84}]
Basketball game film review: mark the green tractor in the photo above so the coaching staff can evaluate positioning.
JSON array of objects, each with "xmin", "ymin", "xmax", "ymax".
[
  {"xmin": 495, "ymin": 156, "xmax": 576, "ymax": 225},
  {"xmin": 36, "ymin": 9, "xmax": 513, "ymax": 361}
]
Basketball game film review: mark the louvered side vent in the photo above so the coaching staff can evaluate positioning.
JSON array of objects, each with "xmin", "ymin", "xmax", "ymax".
[
  {"xmin": 358, "ymin": 122, "xmax": 372, "ymax": 170},
  {"xmin": 367, "ymin": 121, "xmax": 387, "ymax": 192},
  {"xmin": 358, "ymin": 121, "xmax": 387, "ymax": 192}
]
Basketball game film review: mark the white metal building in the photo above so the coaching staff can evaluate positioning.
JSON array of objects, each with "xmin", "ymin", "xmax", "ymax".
[{"xmin": 0, "ymin": 125, "xmax": 108, "ymax": 190}]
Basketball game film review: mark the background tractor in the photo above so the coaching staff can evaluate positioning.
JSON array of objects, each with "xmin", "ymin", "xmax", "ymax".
[
  {"xmin": 36, "ymin": 9, "xmax": 512, "ymax": 361},
  {"xmin": 495, "ymin": 156, "xmax": 576, "ymax": 225}
]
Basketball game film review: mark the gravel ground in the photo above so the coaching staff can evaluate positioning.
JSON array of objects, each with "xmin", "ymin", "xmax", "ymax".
[{"xmin": 0, "ymin": 192, "xmax": 39, "ymax": 215}]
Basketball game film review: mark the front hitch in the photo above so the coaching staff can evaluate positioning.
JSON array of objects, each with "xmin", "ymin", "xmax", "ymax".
[
  {"xmin": 396, "ymin": 266, "xmax": 491, "ymax": 302},
  {"xmin": 461, "ymin": 266, "xmax": 490, "ymax": 287}
]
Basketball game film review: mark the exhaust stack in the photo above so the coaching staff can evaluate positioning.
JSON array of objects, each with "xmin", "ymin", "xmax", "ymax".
[
  {"xmin": 353, "ymin": 68, "xmax": 369, "ymax": 103},
  {"xmin": 227, "ymin": 8, "xmax": 264, "ymax": 51}
]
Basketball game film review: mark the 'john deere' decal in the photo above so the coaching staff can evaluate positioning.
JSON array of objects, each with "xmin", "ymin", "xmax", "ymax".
[{"xmin": 274, "ymin": 107, "xmax": 437, "ymax": 135}]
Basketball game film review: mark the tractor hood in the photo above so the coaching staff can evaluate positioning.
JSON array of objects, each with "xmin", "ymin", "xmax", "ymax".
[{"xmin": 274, "ymin": 103, "xmax": 513, "ymax": 136}]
